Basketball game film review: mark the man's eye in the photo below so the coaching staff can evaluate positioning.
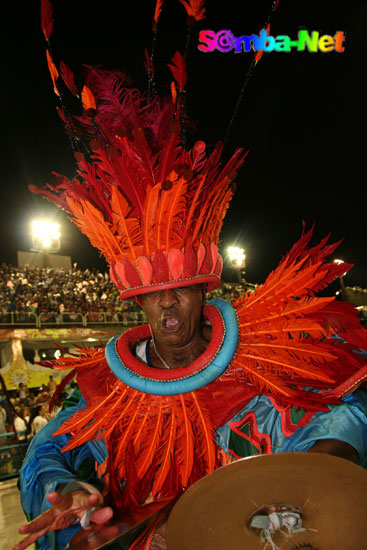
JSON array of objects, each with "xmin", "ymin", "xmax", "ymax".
[
  {"xmin": 148, "ymin": 291, "xmax": 160, "ymax": 298},
  {"xmin": 141, "ymin": 291, "xmax": 158, "ymax": 302}
]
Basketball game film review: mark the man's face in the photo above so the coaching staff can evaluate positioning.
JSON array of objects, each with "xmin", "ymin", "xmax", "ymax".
[{"xmin": 141, "ymin": 285, "xmax": 204, "ymax": 350}]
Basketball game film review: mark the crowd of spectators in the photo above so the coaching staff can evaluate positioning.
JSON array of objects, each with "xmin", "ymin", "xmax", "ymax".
[
  {"xmin": 0, "ymin": 377, "xmax": 71, "ymax": 474},
  {"xmin": 0, "ymin": 263, "xmax": 143, "ymax": 325},
  {"xmin": 0, "ymin": 263, "xmax": 250, "ymax": 326},
  {"xmin": 1, "ymin": 262, "xmax": 365, "ymax": 327},
  {"xmin": 0, "ymin": 377, "xmax": 71, "ymax": 442}
]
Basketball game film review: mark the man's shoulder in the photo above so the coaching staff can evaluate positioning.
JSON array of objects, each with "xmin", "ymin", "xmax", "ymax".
[{"xmin": 76, "ymin": 348, "xmax": 118, "ymax": 403}]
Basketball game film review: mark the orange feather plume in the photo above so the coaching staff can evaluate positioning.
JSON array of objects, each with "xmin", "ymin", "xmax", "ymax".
[
  {"xmin": 110, "ymin": 187, "xmax": 141, "ymax": 262},
  {"xmin": 136, "ymin": 401, "xmax": 164, "ymax": 479},
  {"xmin": 142, "ymin": 183, "xmax": 162, "ymax": 256},
  {"xmin": 132, "ymin": 403, "xmax": 152, "ymax": 454},
  {"xmin": 153, "ymin": 0, "xmax": 165, "ymax": 24},
  {"xmin": 190, "ymin": 391, "xmax": 216, "ymax": 473},
  {"xmin": 66, "ymin": 194, "xmax": 142, "ymax": 264},
  {"xmin": 46, "ymin": 50, "xmax": 59, "ymax": 96},
  {"xmin": 155, "ymin": 172, "xmax": 185, "ymax": 251},
  {"xmin": 177, "ymin": 395, "xmax": 194, "ymax": 487},
  {"xmin": 211, "ymin": 186, "xmax": 233, "ymax": 243},
  {"xmin": 190, "ymin": 177, "xmax": 228, "ymax": 244},
  {"xmin": 163, "ymin": 176, "xmax": 187, "ymax": 252},
  {"xmin": 52, "ymin": 370, "xmax": 219, "ymax": 513},
  {"xmin": 199, "ymin": 176, "xmax": 231, "ymax": 241},
  {"xmin": 66, "ymin": 197, "xmax": 122, "ymax": 262},
  {"xmin": 81, "ymin": 85, "xmax": 96, "ymax": 111},
  {"xmin": 42, "ymin": 347, "xmax": 106, "ymax": 371},
  {"xmin": 103, "ymin": 389, "xmax": 139, "ymax": 443},
  {"xmin": 240, "ymin": 317, "xmax": 328, "ymax": 341},
  {"xmin": 179, "ymin": 0, "xmax": 206, "ymax": 21},
  {"xmin": 245, "ymin": 341, "xmax": 336, "ymax": 364},
  {"xmin": 151, "ymin": 410, "xmax": 177, "ymax": 496},
  {"xmin": 231, "ymin": 232, "xmax": 361, "ymax": 402},
  {"xmin": 170, "ymin": 82, "xmax": 177, "ymax": 105},
  {"xmin": 183, "ymin": 172, "xmax": 211, "ymax": 243},
  {"xmin": 54, "ymin": 389, "xmax": 119, "ymax": 446},
  {"xmin": 158, "ymin": 128, "xmax": 181, "ymax": 183},
  {"xmin": 235, "ymin": 352, "xmax": 333, "ymax": 384},
  {"xmin": 112, "ymin": 397, "xmax": 146, "ymax": 481}
]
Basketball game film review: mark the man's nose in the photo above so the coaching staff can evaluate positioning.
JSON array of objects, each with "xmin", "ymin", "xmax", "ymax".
[{"xmin": 158, "ymin": 289, "xmax": 178, "ymax": 308}]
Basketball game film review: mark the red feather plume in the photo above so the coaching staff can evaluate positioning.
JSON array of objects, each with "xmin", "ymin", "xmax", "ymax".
[
  {"xmin": 41, "ymin": 0, "xmax": 54, "ymax": 41},
  {"xmin": 168, "ymin": 52, "xmax": 187, "ymax": 92},
  {"xmin": 232, "ymin": 229, "xmax": 364, "ymax": 406},
  {"xmin": 60, "ymin": 61, "xmax": 78, "ymax": 96}
]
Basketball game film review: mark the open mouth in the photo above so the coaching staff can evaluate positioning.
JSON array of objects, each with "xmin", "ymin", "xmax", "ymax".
[{"xmin": 161, "ymin": 316, "xmax": 182, "ymax": 332}]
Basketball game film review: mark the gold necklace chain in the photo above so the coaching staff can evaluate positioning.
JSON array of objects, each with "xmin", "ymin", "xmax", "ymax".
[{"xmin": 149, "ymin": 326, "xmax": 171, "ymax": 369}]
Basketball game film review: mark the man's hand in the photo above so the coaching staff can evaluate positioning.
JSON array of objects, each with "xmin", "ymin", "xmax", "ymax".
[{"xmin": 14, "ymin": 489, "xmax": 113, "ymax": 550}]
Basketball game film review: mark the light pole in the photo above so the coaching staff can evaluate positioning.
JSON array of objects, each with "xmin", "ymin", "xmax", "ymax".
[
  {"xmin": 227, "ymin": 246, "xmax": 246, "ymax": 283},
  {"xmin": 333, "ymin": 258, "xmax": 347, "ymax": 300}
]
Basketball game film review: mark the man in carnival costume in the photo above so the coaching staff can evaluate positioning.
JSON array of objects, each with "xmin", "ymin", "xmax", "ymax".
[{"xmin": 16, "ymin": 1, "xmax": 367, "ymax": 549}]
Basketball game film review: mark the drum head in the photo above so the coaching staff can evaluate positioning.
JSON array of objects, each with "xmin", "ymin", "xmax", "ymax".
[{"xmin": 166, "ymin": 453, "xmax": 367, "ymax": 550}]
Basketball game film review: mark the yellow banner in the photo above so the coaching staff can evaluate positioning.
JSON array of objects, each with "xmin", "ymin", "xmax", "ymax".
[{"xmin": 2, "ymin": 368, "xmax": 64, "ymax": 391}]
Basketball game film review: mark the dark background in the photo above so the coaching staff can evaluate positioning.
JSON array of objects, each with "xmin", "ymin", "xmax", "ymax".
[{"xmin": 2, "ymin": 0, "xmax": 366, "ymax": 287}]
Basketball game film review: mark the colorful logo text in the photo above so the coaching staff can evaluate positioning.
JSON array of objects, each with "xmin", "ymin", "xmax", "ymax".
[{"xmin": 198, "ymin": 29, "xmax": 346, "ymax": 54}]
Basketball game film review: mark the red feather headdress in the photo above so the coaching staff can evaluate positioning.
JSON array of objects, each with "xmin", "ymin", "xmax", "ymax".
[
  {"xmin": 35, "ymin": 0, "xmax": 288, "ymax": 301},
  {"xmin": 33, "ymin": 12, "xmax": 246, "ymax": 299}
]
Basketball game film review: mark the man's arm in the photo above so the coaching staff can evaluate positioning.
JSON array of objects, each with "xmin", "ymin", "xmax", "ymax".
[
  {"xmin": 215, "ymin": 390, "xmax": 367, "ymax": 466},
  {"xmin": 308, "ymin": 438, "xmax": 359, "ymax": 462},
  {"xmin": 280, "ymin": 389, "xmax": 367, "ymax": 465},
  {"xmin": 18, "ymin": 396, "xmax": 111, "ymax": 550}
]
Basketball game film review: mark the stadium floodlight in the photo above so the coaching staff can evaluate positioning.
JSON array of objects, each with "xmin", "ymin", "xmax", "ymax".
[
  {"xmin": 333, "ymin": 258, "xmax": 348, "ymax": 277},
  {"xmin": 227, "ymin": 246, "xmax": 246, "ymax": 268},
  {"xmin": 227, "ymin": 246, "xmax": 246, "ymax": 283},
  {"xmin": 31, "ymin": 220, "xmax": 61, "ymax": 253}
]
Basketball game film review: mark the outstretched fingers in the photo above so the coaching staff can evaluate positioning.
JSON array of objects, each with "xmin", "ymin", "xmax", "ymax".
[
  {"xmin": 17, "ymin": 504, "xmax": 58, "ymax": 535},
  {"xmin": 14, "ymin": 489, "xmax": 112, "ymax": 550},
  {"xmin": 90, "ymin": 505, "xmax": 114, "ymax": 525},
  {"xmin": 14, "ymin": 525, "xmax": 49, "ymax": 550}
]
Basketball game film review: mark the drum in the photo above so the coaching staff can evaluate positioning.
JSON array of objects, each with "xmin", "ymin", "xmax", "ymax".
[{"xmin": 166, "ymin": 453, "xmax": 367, "ymax": 550}]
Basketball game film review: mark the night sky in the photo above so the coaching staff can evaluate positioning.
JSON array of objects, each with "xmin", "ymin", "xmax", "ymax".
[{"xmin": 2, "ymin": 0, "xmax": 366, "ymax": 289}]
